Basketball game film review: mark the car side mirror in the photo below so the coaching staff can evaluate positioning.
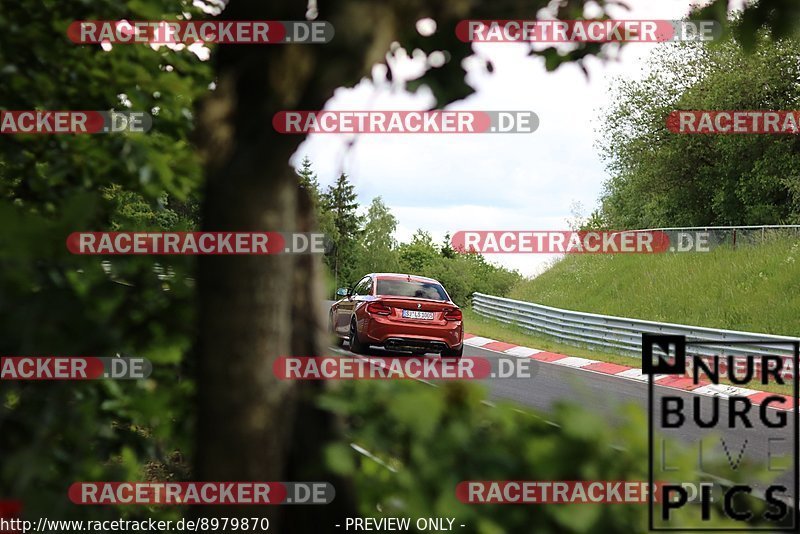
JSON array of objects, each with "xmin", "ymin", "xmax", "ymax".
[{"xmin": 336, "ymin": 287, "xmax": 350, "ymax": 297}]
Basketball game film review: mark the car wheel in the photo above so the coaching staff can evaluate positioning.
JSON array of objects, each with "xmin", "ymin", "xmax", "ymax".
[
  {"xmin": 441, "ymin": 345, "xmax": 463, "ymax": 359},
  {"xmin": 330, "ymin": 314, "xmax": 345, "ymax": 347},
  {"xmin": 349, "ymin": 319, "xmax": 369, "ymax": 354}
]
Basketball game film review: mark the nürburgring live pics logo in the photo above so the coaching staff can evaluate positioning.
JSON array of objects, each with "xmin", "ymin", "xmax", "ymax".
[{"xmin": 644, "ymin": 333, "xmax": 799, "ymax": 531}]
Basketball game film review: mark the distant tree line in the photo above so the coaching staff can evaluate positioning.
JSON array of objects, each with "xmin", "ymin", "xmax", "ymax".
[{"xmin": 296, "ymin": 157, "xmax": 521, "ymax": 305}]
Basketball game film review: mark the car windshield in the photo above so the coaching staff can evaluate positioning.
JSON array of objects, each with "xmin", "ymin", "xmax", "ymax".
[{"xmin": 376, "ymin": 279, "xmax": 448, "ymax": 301}]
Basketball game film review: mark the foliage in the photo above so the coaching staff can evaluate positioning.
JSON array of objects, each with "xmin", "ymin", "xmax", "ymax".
[
  {"xmin": 103, "ymin": 184, "xmax": 199, "ymax": 231},
  {"xmin": 3, "ymin": 0, "xmax": 800, "ymax": 528},
  {"xmin": 322, "ymin": 172, "xmax": 364, "ymax": 288},
  {"xmin": 356, "ymin": 197, "xmax": 400, "ymax": 275},
  {"xmin": 0, "ymin": 0, "xmax": 211, "ymax": 520},
  {"xmin": 320, "ymin": 379, "xmax": 774, "ymax": 533},
  {"xmin": 597, "ymin": 26, "xmax": 800, "ymax": 228},
  {"xmin": 298, "ymin": 156, "xmax": 339, "ymax": 253},
  {"xmin": 298, "ymin": 156, "xmax": 323, "ymax": 205}
]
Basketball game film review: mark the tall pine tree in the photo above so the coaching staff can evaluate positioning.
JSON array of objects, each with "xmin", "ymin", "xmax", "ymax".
[
  {"xmin": 296, "ymin": 156, "xmax": 321, "ymax": 206},
  {"xmin": 321, "ymin": 173, "xmax": 363, "ymax": 289},
  {"xmin": 296, "ymin": 157, "xmax": 339, "ymax": 272}
]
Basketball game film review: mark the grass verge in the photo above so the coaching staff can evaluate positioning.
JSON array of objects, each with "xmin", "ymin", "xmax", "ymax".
[{"xmin": 509, "ymin": 239, "xmax": 800, "ymax": 336}]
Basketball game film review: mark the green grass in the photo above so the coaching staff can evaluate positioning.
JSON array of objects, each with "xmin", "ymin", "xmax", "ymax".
[
  {"xmin": 463, "ymin": 239, "xmax": 800, "ymax": 396},
  {"xmin": 510, "ymin": 239, "xmax": 800, "ymax": 336}
]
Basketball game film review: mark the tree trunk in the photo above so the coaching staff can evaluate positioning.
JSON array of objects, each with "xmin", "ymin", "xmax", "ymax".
[
  {"xmin": 193, "ymin": 0, "xmax": 419, "ymax": 528},
  {"xmin": 193, "ymin": 0, "xmax": 369, "ymax": 529}
]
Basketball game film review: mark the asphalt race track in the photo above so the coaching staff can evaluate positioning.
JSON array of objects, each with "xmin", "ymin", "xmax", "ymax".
[{"xmin": 323, "ymin": 301, "xmax": 797, "ymax": 506}]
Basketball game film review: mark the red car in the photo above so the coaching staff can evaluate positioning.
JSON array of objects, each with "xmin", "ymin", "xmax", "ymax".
[{"xmin": 329, "ymin": 273, "xmax": 464, "ymax": 357}]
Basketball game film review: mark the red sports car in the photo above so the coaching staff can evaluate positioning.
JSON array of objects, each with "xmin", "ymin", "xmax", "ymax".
[{"xmin": 329, "ymin": 273, "xmax": 464, "ymax": 357}]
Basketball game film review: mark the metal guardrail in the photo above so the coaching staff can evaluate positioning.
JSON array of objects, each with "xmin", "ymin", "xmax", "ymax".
[{"xmin": 472, "ymin": 293, "xmax": 798, "ymax": 362}]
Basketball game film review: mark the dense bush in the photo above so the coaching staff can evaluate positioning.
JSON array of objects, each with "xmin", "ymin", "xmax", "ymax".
[
  {"xmin": 319, "ymin": 379, "xmax": 773, "ymax": 533},
  {"xmin": 597, "ymin": 24, "xmax": 800, "ymax": 228}
]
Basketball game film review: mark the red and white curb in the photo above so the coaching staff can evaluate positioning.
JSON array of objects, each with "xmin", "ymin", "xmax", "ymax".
[{"xmin": 463, "ymin": 334, "xmax": 794, "ymax": 411}]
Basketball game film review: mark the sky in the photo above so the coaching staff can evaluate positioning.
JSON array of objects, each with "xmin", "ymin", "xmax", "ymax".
[{"xmin": 291, "ymin": 0, "xmax": 745, "ymax": 277}]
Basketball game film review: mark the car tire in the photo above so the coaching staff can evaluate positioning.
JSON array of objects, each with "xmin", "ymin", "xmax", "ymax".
[
  {"xmin": 349, "ymin": 319, "xmax": 369, "ymax": 355},
  {"xmin": 441, "ymin": 345, "xmax": 463, "ymax": 358}
]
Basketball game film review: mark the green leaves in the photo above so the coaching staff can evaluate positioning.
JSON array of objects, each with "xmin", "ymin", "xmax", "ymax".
[
  {"xmin": 0, "ymin": 0, "xmax": 208, "ymax": 520},
  {"xmin": 324, "ymin": 442, "xmax": 357, "ymax": 476},
  {"xmin": 599, "ymin": 18, "xmax": 800, "ymax": 228},
  {"xmin": 319, "ymin": 378, "xmax": 767, "ymax": 532}
]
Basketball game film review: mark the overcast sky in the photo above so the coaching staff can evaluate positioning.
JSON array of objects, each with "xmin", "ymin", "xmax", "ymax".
[{"xmin": 291, "ymin": 0, "xmax": 745, "ymax": 277}]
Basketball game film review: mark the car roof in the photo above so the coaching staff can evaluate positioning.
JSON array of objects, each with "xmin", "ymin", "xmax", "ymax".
[{"xmin": 369, "ymin": 273, "xmax": 441, "ymax": 284}]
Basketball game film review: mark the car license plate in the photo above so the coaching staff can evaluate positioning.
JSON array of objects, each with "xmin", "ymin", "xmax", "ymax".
[{"xmin": 402, "ymin": 309, "xmax": 434, "ymax": 320}]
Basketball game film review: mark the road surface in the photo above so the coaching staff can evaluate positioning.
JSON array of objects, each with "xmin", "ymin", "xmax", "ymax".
[{"xmin": 322, "ymin": 300, "xmax": 797, "ymax": 508}]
